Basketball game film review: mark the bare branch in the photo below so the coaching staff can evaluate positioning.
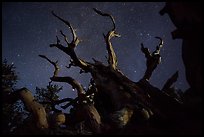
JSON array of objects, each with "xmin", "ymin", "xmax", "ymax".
[
  {"xmin": 162, "ymin": 71, "xmax": 179, "ymax": 91},
  {"xmin": 61, "ymin": 97, "xmax": 78, "ymax": 109},
  {"xmin": 55, "ymin": 98, "xmax": 74, "ymax": 104},
  {"xmin": 39, "ymin": 55, "xmax": 87, "ymax": 101},
  {"xmin": 39, "ymin": 97, "xmax": 73, "ymax": 105},
  {"xmin": 92, "ymin": 58, "xmax": 103, "ymax": 65},
  {"xmin": 50, "ymin": 76, "xmax": 86, "ymax": 96},
  {"xmin": 141, "ymin": 43, "xmax": 151, "ymax": 59},
  {"xmin": 155, "ymin": 36, "xmax": 164, "ymax": 49},
  {"xmin": 56, "ymin": 36, "xmax": 60, "ymax": 44},
  {"xmin": 50, "ymin": 42, "xmax": 90, "ymax": 72},
  {"xmin": 60, "ymin": 30, "xmax": 69, "ymax": 46},
  {"xmin": 52, "ymin": 11, "xmax": 79, "ymax": 47},
  {"xmin": 93, "ymin": 8, "xmax": 116, "ymax": 31},
  {"xmin": 39, "ymin": 55, "xmax": 59, "ymax": 77},
  {"xmin": 94, "ymin": 8, "xmax": 120, "ymax": 70},
  {"xmin": 61, "ymin": 79, "xmax": 97, "ymax": 109},
  {"xmin": 50, "ymin": 12, "xmax": 91, "ymax": 72},
  {"xmin": 61, "ymin": 86, "xmax": 96, "ymax": 109}
]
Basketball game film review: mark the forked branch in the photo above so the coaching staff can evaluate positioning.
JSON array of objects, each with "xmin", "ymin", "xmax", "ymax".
[
  {"xmin": 50, "ymin": 11, "xmax": 90, "ymax": 72},
  {"xmin": 51, "ymin": 11, "xmax": 79, "ymax": 46},
  {"xmin": 39, "ymin": 55, "xmax": 85, "ymax": 98},
  {"xmin": 39, "ymin": 55, "xmax": 59, "ymax": 77},
  {"xmin": 141, "ymin": 43, "xmax": 151, "ymax": 59}
]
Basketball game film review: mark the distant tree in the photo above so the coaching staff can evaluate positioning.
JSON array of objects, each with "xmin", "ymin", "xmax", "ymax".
[{"xmin": 1, "ymin": 59, "xmax": 26, "ymax": 134}]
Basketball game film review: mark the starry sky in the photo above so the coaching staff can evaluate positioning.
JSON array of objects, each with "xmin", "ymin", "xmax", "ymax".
[{"xmin": 2, "ymin": 2, "xmax": 189, "ymax": 99}]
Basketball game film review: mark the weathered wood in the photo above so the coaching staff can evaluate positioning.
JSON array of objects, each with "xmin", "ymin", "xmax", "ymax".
[
  {"xmin": 94, "ymin": 8, "xmax": 120, "ymax": 70},
  {"xmin": 38, "ymin": 9, "xmax": 187, "ymax": 134},
  {"xmin": 16, "ymin": 88, "xmax": 49, "ymax": 129}
]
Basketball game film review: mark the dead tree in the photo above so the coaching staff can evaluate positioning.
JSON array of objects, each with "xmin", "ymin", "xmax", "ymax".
[{"xmin": 38, "ymin": 8, "xmax": 183, "ymax": 133}]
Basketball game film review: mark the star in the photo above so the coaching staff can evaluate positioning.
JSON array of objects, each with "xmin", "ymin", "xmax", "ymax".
[{"xmin": 2, "ymin": 2, "xmax": 189, "ymax": 95}]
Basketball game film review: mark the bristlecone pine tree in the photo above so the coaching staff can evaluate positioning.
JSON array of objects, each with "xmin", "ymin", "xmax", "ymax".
[
  {"xmin": 3, "ymin": 8, "xmax": 187, "ymax": 135},
  {"xmin": 38, "ymin": 8, "xmax": 183, "ymax": 134}
]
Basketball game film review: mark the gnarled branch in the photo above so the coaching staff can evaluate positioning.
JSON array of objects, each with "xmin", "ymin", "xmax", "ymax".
[
  {"xmin": 94, "ymin": 8, "xmax": 120, "ymax": 70},
  {"xmin": 50, "ymin": 11, "xmax": 90, "ymax": 72},
  {"xmin": 50, "ymin": 38, "xmax": 89, "ymax": 71},
  {"xmin": 39, "ymin": 55, "xmax": 86, "ymax": 99},
  {"xmin": 51, "ymin": 11, "xmax": 79, "ymax": 46},
  {"xmin": 154, "ymin": 36, "xmax": 164, "ymax": 54},
  {"xmin": 61, "ymin": 97, "xmax": 78, "ymax": 109},
  {"xmin": 141, "ymin": 37, "xmax": 163, "ymax": 81},
  {"xmin": 39, "ymin": 55, "xmax": 59, "ymax": 77},
  {"xmin": 162, "ymin": 71, "xmax": 179, "ymax": 91},
  {"xmin": 141, "ymin": 43, "xmax": 151, "ymax": 59},
  {"xmin": 61, "ymin": 88, "xmax": 96, "ymax": 109},
  {"xmin": 93, "ymin": 8, "xmax": 116, "ymax": 31},
  {"xmin": 61, "ymin": 80, "xmax": 97, "ymax": 109},
  {"xmin": 155, "ymin": 36, "xmax": 164, "ymax": 47},
  {"xmin": 39, "ymin": 97, "xmax": 73, "ymax": 105},
  {"xmin": 60, "ymin": 30, "xmax": 69, "ymax": 46},
  {"xmin": 50, "ymin": 76, "xmax": 85, "ymax": 96}
]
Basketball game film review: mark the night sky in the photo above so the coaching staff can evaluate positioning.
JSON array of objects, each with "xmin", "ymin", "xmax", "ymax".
[{"xmin": 2, "ymin": 2, "xmax": 189, "ymax": 99}]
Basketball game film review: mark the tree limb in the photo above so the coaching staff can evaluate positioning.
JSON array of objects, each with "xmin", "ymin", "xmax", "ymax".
[
  {"xmin": 50, "ymin": 76, "xmax": 85, "ymax": 97},
  {"xmin": 60, "ymin": 30, "xmax": 69, "ymax": 46},
  {"xmin": 16, "ymin": 88, "xmax": 49, "ymax": 129},
  {"xmin": 39, "ymin": 55, "xmax": 59, "ymax": 77},
  {"xmin": 162, "ymin": 71, "xmax": 179, "ymax": 91},
  {"xmin": 61, "ymin": 97, "xmax": 78, "ymax": 109},
  {"xmin": 93, "ymin": 8, "xmax": 116, "ymax": 31},
  {"xmin": 39, "ymin": 55, "xmax": 87, "ymax": 103},
  {"xmin": 50, "ymin": 11, "xmax": 91, "ymax": 72},
  {"xmin": 94, "ymin": 8, "xmax": 120, "ymax": 70},
  {"xmin": 154, "ymin": 36, "xmax": 164, "ymax": 54},
  {"xmin": 61, "ymin": 84, "xmax": 97, "ymax": 109},
  {"xmin": 141, "ymin": 43, "xmax": 151, "ymax": 59},
  {"xmin": 39, "ymin": 98, "xmax": 73, "ymax": 105},
  {"xmin": 50, "ymin": 42, "xmax": 90, "ymax": 72},
  {"xmin": 52, "ymin": 11, "xmax": 79, "ymax": 46}
]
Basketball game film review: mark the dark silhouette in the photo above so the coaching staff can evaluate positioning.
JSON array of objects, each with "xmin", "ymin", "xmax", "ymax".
[
  {"xmin": 160, "ymin": 2, "xmax": 202, "ymax": 134},
  {"xmin": 141, "ymin": 37, "xmax": 163, "ymax": 81}
]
